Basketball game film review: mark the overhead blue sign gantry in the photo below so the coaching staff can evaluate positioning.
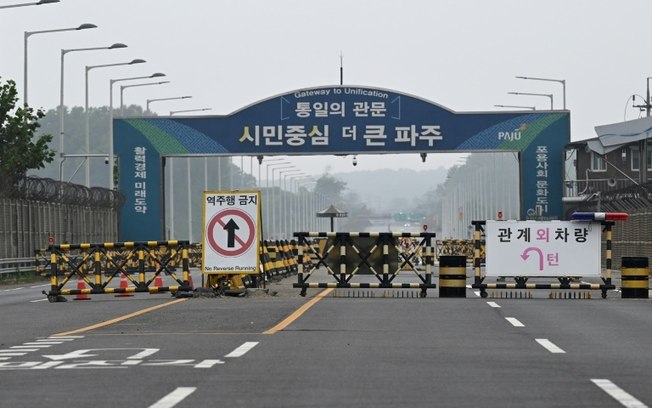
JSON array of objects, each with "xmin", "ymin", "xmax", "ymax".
[{"xmin": 115, "ymin": 85, "xmax": 570, "ymax": 241}]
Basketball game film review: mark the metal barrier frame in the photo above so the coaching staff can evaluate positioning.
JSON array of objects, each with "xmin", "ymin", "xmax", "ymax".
[
  {"xmin": 293, "ymin": 232, "xmax": 436, "ymax": 297},
  {"xmin": 44, "ymin": 240, "xmax": 192, "ymax": 302},
  {"xmin": 471, "ymin": 221, "xmax": 616, "ymax": 298}
]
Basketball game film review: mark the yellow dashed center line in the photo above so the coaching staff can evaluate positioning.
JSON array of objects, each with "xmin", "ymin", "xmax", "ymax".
[
  {"xmin": 263, "ymin": 288, "xmax": 333, "ymax": 334},
  {"xmin": 52, "ymin": 298, "xmax": 188, "ymax": 337}
]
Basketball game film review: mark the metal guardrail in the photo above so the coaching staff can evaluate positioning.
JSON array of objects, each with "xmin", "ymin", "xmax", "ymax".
[{"xmin": 0, "ymin": 257, "xmax": 38, "ymax": 276}]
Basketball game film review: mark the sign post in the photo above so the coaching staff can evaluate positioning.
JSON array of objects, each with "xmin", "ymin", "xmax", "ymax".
[{"xmin": 202, "ymin": 190, "xmax": 261, "ymax": 276}]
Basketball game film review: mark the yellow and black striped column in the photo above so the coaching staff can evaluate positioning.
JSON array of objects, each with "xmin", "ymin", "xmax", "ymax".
[
  {"xmin": 439, "ymin": 255, "xmax": 467, "ymax": 298},
  {"xmin": 621, "ymin": 257, "xmax": 649, "ymax": 299}
]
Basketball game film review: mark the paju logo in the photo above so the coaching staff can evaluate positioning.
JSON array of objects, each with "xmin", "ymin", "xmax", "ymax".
[{"xmin": 498, "ymin": 123, "xmax": 528, "ymax": 141}]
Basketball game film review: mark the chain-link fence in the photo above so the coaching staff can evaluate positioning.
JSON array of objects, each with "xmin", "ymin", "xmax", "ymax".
[{"xmin": 0, "ymin": 177, "xmax": 123, "ymax": 258}]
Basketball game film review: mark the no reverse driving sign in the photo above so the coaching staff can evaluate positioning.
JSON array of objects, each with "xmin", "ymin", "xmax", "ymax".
[{"xmin": 202, "ymin": 190, "xmax": 261, "ymax": 275}]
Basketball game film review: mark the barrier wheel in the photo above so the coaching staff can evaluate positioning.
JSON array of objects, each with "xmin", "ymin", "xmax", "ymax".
[
  {"xmin": 420, "ymin": 289, "xmax": 427, "ymax": 298},
  {"xmin": 300, "ymin": 288, "xmax": 307, "ymax": 297},
  {"xmin": 601, "ymin": 290, "xmax": 607, "ymax": 299},
  {"xmin": 480, "ymin": 290, "xmax": 488, "ymax": 298}
]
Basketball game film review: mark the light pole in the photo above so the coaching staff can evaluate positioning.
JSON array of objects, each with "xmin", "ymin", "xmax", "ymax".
[
  {"xmin": 84, "ymin": 59, "xmax": 146, "ymax": 187},
  {"xmin": 270, "ymin": 165, "xmax": 293, "ymax": 239},
  {"xmin": 146, "ymin": 96, "xmax": 192, "ymax": 113},
  {"xmin": 494, "ymin": 104, "xmax": 536, "ymax": 111},
  {"xmin": 0, "ymin": 0, "xmax": 58, "ymax": 9},
  {"xmin": 120, "ymin": 81, "xmax": 170, "ymax": 116},
  {"xmin": 109, "ymin": 73, "xmax": 166, "ymax": 189},
  {"xmin": 170, "ymin": 108, "xmax": 212, "ymax": 116},
  {"xmin": 261, "ymin": 159, "xmax": 286, "ymax": 238},
  {"xmin": 507, "ymin": 91, "xmax": 554, "ymax": 110},
  {"xmin": 281, "ymin": 169, "xmax": 303, "ymax": 237},
  {"xmin": 59, "ymin": 43, "xmax": 127, "ymax": 184},
  {"xmin": 24, "ymin": 23, "xmax": 97, "ymax": 106},
  {"xmin": 516, "ymin": 76, "xmax": 566, "ymax": 110}
]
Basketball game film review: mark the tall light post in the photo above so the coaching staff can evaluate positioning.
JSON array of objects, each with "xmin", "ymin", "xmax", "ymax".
[
  {"xmin": 146, "ymin": 96, "xmax": 192, "ymax": 113},
  {"xmin": 170, "ymin": 108, "xmax": 212, "ymax": 116},
  {"xmin": 281, "ymin": 169, "xmax": 303, "ymax": 237},
  {"xmin": 59, "ymin": 43, "xmax": 127, "ymax": 184},
  {"xmin": 516, "ymin": 76, "xmax": 566, "ymax": 110},
  {"xmin": 120, "ymin": 81, "xmax": 170, "ymax": 116},
  {"xmin": 261, "ymin": 158, "xmax": 286, "ymax": 237},
  {"xmin": 0, "ymin": 0, "xmax": 59, "ymax": 9},
  {"xmin": 295, "ymin": 177, "xmax": 315, "ymax": 233},
  {"xmin": 24, "ymin": 23, "xmax": 97, "ymax": 106},
  {"xmin": 270, "ymin": 164, "xmax": 293, "ymax": 239},
  {"xmin": 507, "ymin": 91, "xmax": 554, "ymax": 110},
  {"xmin": 494, "ymin": 104, "xmax": 536, "ymax": 110},
  {"xmin": 109, "ymin": 73, "xmax": 166, "ymax": 189},
  {"xmin": 85, "ymin": 59, "xmax": 146, "ymax": 187}
]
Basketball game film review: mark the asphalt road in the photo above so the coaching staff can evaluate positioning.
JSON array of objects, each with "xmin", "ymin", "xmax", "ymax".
[{"xmin": 0, "ymin": 270, "xmax": 651, "ymax": 408}]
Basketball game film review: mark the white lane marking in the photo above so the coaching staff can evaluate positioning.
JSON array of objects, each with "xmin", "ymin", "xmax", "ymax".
[
  {"xmin": 0, "ymin": 352, "xmax": 27, "ymax": 356},
  {"xmin": 487, "ymin": 301, "xmax": 501, "ymax": 308},
  {"xmin": 474, "ymin": 291, "xmax": 481, "ymax": 297},
  {"xmin": 27, "ymin": 341, "xmax": 62, "ymax": 345},
  {"xmin": 49, "ymin": 335, "xmax": 84, "ymax": 339},
  {"xmin": 31, "ymin": 361, "xmax": 64, "ymax": 370},
  {"xmin": 8, "ymin": 346, "xmax": 40, "ymax": 350},
  {"xmin": 148, "ymin": 387, "xmax": 197, "ymax": 408},
  {"xmin": 535, "ymin": 338, "xmax": 566, "ymax": 354},
  {"xmin": 591, "ymin": 379, "xmax": 648, "ymax": 408},
  {"xmin": 225, "ymin": 341, "xmax": 259, "ymax": 358},
  {"xmin": 0, "ymin": 357, "xmax": 9, "ymax": 361},
  {"xmin": 505, "ymin": 317, "xmax": 525, "ymax": 327},
  {"xmin": 20, "ymin": 344, "xmax": 53, "ymax": 347},
  {"xmin": 30, "ymin": 298, "xmax": 48, "ymax": 303},
  {"xmin": 2, "ymin": 287, "xmax": 24, "ymax": 292},
  {"xmin": 194, "ymin": 359, "xmax": 225, "ymax": 368},
  {"xmin": 30, "ymin": 284, "xmax": 50, "ymax": 288}
]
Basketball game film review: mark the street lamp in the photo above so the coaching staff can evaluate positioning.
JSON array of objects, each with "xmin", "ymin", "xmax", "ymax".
[
  {"xmin": 494, "ymin": 104, "xmax": 536, "ymax": 111},
  {"xmin": 0, "ymin": 0, "xmax": 59, "ymax": 9},
  {"xmin": 109, "ymin": 73, "xmax": 166, "ymax": 189},
  {"xmin": 170, "ymin": 108, "xmax": 212, "ymax": 116},
  {"xmin": 280, "ymin": 169, "xmax": 303, "ymax": 237},
  {"xmin": 146, "ymin": 96, "xmax": 192, "ymax": 113},
  {"xmin": 24, "ymin": 23, "xmax": 97, "ymax": 106},
  {"xmin": 516, "ymin": 76, "xmax": 566, "ymax": 110},
  {"xmin": 507, "ymin": 91, "xmax": 554, "ymax": 110},
  {"xmin": 270, "ymin": 164, "xmax": 293, "ymax": 239},
  {"xmin": 84, "ymin": 58, "xmax": 146, "ymax": 187},
  {"xmin": 120, "ymin": 81, "xmax": 170, "ymax": 116},
  {"xmin": 59, "ymin": 43, "xmax": 127, "ymax": 184}
]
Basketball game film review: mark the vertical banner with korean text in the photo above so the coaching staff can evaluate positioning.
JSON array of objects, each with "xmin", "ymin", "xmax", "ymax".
[
  {"xmin": 202, "ymin": 190, "xmax": 261, "ymax": 275},
  {"xmin": 485, "ymin": 220, "xmax": 601, "ymax": 277}
]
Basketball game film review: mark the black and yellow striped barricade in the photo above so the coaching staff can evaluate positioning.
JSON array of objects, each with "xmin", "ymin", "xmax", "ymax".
[
  {"xmin": 293, "ymin": 232, "xmax": 436, "ymax": 297},
  {"xmin": 621, "ymin": 257, "xmax": 649, "ymax": 299},
  {"xmin": 43, "ymin": 240, "xmax": 192, "ymax": 302},
  {"xmin": 439, "ymin": 255, "xmax": 467, "ymax": 298}
]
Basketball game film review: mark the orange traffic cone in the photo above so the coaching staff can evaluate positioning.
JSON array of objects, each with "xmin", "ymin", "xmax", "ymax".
[
  {"xmin": 74, "ymin": 276, "xmax": 90, "ymax": 301},
  {"xmin": 115, "ymin": 273, "xmax": 134, "ymax": 297},
  {"xmin": 153, "ymin": 273, "xmax": 164, "ymax": 293}
]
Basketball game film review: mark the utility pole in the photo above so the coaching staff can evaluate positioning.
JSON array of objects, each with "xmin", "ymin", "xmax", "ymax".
[{"xmin": 632, "ymin": 77, "xmax": 652, "ymax": 184}]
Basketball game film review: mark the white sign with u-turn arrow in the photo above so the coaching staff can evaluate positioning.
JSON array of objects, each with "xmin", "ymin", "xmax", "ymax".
[
  {"xmin": 202, "ymin": 190, "xmax": 261, "ymax": 275},
  {"xmin": 485, "ymin": 220, "xmax": 601, "ymax": 277}
]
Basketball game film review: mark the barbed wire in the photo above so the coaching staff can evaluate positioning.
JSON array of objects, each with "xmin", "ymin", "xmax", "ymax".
[{"xmin": 1, "ymin": 176, "xmax": 124, "ymax": 208}]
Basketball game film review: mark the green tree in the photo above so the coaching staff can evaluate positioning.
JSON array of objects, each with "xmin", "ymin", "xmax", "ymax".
[
  {"xmin": 0, "ymin": 78, "xmax": 54, "ymax": 194},
  {"xmin": 315, "ymin": 173, "xmax": 347, "ymax": 204}
]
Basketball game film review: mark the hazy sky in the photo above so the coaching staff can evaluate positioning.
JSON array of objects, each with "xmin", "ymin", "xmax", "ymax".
[{"xmin": 2, "ymin": 0, "xmax": 651, "ymax": 176}]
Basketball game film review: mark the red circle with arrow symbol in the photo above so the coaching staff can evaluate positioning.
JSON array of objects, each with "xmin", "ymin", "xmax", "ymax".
[{"xmin": 206, "ymin": 208, "xmax": 256, "ymax": 257}]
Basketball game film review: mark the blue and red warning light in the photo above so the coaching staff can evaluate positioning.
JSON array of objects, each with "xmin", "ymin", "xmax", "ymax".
[{"xmin": 571, "ymin": 212, "xmax": 629, "ymax": 221}]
